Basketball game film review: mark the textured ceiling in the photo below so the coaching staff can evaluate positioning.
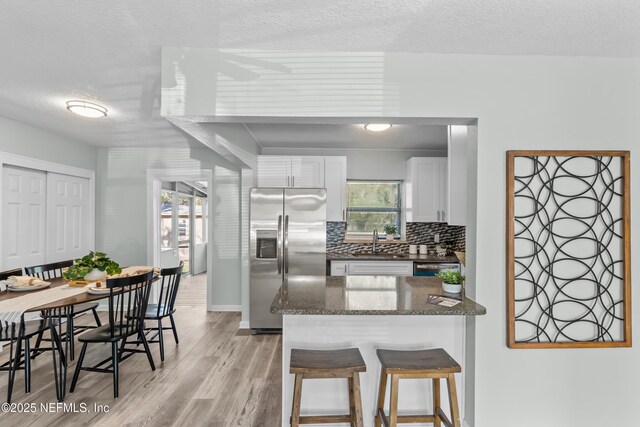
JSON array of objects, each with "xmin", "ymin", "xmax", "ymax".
[
  {"xmin": 246, "ymin": 123, "xmax": 448, "ymax": 150},
  {"xmin": 0, "ymin": 1, "xmax": 638, "ymax": 147}
]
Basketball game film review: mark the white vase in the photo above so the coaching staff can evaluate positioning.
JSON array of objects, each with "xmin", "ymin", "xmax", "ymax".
[
  {"xmin": 386, "ymin": 234, "xmax": 394, "ymax": 241},
  {"xmin": 85, "ymin": 268, "xmax": 107, "ymax": 282},
  {"xmin": 442, "ymin": 282, "xmax": 463, "ymax": 294}
]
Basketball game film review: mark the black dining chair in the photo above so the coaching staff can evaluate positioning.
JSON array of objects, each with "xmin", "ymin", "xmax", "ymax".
[
  {"xmin": 25, "ymin": 260, "xmax": 102, "ymax": 360},
  {"xmin": 141, "ymin": 261, "xmax": 183, "ymax": 361},
  {"xmin": 0, "ymin": 268, "xmax": 51, "ymax": 402},
  {"xmin": 70, "ymin": 270, "xmax": 156, "ymax": 399}
]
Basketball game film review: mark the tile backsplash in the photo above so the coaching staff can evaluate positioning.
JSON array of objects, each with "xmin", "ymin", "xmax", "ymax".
[{"xmin": 327, "ymin": 222, "xmax": 465, "ymax": 255}]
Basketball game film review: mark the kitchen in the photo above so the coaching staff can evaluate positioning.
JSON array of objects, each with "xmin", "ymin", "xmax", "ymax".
[{"xmin": 245, "ymin": 120, "xmax": 484, "ymax": 426}]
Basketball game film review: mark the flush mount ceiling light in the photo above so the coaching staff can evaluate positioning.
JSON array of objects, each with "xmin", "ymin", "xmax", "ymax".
[
  {"xmin": 364, "ymin": 123, "xmax": 392, "ymax": 132},
  {"xmin": 66, "ymin": 100, "xmax": 108, "ymax": 118}
]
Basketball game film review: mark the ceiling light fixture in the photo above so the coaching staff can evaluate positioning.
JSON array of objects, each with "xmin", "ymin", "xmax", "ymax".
[
  {"xmin": 66, "ymin": 100, "xmax": 108, "ymax": 118},
  {"xmin": 364, "ymin": 123, "xmax": 392, "ymax": 132}
]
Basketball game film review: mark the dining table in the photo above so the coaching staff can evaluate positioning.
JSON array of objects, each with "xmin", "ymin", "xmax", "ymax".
[{"xmin": 0, "ymin": 267, "xmax": 157, "ymax": 401}]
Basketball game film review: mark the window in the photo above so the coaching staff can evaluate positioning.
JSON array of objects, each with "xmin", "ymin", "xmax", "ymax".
[
  {"xmin": 346, "ymin": 181, "xmax": 402, "ymax": 236},
  {"xmin": 160, "ymin": 191, "xmax": 174, "ymax": 249}
]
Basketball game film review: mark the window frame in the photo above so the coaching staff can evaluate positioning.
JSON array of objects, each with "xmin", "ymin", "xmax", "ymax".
[{"xmin": 345, "ymin": 180, "xmax": 403, "ymax": 237}]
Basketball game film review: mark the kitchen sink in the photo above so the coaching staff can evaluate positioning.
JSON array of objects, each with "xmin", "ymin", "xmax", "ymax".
[{"xmin": 351, "ymin": 252, "xmax": 408, "ymax": 259}]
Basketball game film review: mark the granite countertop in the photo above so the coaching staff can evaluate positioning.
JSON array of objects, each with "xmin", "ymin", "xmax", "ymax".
[
  {"xmin": 270, "ymin": 275, "xmax": 486, "ymax": 316},
  {"xmin": 327, "ymin": 253, "xmax": 461, "ymax": 263}
]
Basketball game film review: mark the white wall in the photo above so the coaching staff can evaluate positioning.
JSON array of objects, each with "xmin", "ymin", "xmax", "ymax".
[
  {"xmin": 163, "ymin": 48, "xmax": 640, "ymax": 427},
  {"xmin": 261, "ymin": 147, "xmax": 446, "ymax": 180},
  {"xmin": 0, "ymin": 115, "xmax": 97, "ymax": 170},
  {"xmin": 95, "ymin": 146, "xmax": 242, "ymax": 308}
]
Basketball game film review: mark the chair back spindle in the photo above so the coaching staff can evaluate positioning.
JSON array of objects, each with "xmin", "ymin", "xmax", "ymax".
[
  {"xmin": 24, "ymin": 260, "xmax": 73, "ymax": 281},
  {"xmin": 155, "ymin": 261, "xmax": 184, "ymax": 318},
  {"xmin": 106, "ymin": 271, "xmax": 154, "ymax": 340}
]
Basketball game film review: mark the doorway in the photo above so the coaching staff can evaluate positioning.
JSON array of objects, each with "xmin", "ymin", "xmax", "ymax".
[{"xmin": 148, "ymin": 169, "xmax": 213, "ymax": 310}]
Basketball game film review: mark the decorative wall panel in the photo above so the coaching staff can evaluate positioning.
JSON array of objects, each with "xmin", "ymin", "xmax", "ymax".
[{"xmin": 506, "ymin": 151, "xmax": 631, "ymax": 348}]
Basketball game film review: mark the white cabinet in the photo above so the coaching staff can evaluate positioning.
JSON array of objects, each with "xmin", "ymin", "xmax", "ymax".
[
  {"xmin": 447, "ymin": 125, "xmax": 469, "ymax": 226},
  {"xmin": 257, "ymin": 156, "xmax": 324, "ymax": 188},
  {"xmin": 330, "ymin": 261, "xmax": 349, "ymax": 276},
  {"xmin": 324, "ymin": 156, "xmax": 347, "ymax": 221},
  {"xmin": 257, "ymin": 156, "xmax": 290, "ymax": 187},
  {"xmin": 405, "ymin": 157, "xmax": 447, "ymax": 223},
  {"xmin": 330, "ymin": 260, "xmax": 414, "ymax": 276}
]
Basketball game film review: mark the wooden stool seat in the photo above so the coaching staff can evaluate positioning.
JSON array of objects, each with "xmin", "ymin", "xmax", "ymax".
[
  {"xmin": 290, "ymin": 348, "xmax": 366, "ymax": 427},
  {"xmin": 291, "ymin": 348, "xmax": 366, "ymax": 374},
  {"xmin": 376, "ymin": 348, "xmax": 461, "ymax": 374},
  {"xmin": 375, "ymin": 348, "xmax": 461, "ymax": 427}
]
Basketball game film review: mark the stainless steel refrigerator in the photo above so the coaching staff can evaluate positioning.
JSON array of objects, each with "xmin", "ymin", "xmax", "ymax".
[{"xmin": 250, "ymin": 188, "xmax": 326, "ymax": 332}]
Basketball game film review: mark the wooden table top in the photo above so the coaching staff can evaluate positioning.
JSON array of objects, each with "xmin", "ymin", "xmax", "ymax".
[{"xmin": 0, "ymin": 277, "xmax": 109, "ymax": 312}]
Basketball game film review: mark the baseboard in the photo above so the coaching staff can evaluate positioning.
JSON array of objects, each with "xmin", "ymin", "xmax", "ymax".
[
  {"xmin": 238, "ymin": 320, "xmax": 250, "ymax": 329},
  {"xmin": 207, "ymin": 305, "xmax": 242, "ymax": 312}
]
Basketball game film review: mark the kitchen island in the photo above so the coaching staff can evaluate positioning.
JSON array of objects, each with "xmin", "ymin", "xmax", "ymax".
[{"xmin": 271, "ymin": 275, "xmax": 485, "ymax": 427}]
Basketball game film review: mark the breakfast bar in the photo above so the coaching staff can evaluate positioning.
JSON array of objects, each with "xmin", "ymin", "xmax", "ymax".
[{"xmin": 271, "ymin": 275, "xmax": 485, "ymax": 427}]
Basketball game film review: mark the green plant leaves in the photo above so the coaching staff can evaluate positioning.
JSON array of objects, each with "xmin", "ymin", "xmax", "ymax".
[
  {"xmin": 62, "ymin": 251, "xmax": 121, "ymax": 280},
  {"xmin": 435, "ymin": 270, "xmax": 464, "ymax": 284}
]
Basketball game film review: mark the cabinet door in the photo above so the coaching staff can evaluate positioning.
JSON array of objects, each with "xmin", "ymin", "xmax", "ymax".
[
  {"xmin": 330, "ymin": 261, "xmax": 348, "ymax": 276},
  {"xmin": 291, "ymin": 156, "xmax": 324, "ymax": 188},
  {"xmin": 406, "ymin": 158, "xmax": 440, "ymax": 222},
  {"xmin": 438, "ymin": 158, "xmax": 447, "ymax": 223},
  {"xmin": 324, "ymin": 156, "xmax": 347, "ymax": 221},
  {"xmin": 447, "ymin": 125, "xmax": 468, "ymax": 226},
  {"xmin": 346, "ymin": 261, "xmax": 414, "ymax": 276},
  {"xmin": 257, "ymin": 156, "xmax": 291, "ymax": 187}
]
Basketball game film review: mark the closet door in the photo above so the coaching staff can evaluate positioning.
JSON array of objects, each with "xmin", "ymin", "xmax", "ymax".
[
  {"xmin": 46, "ymin": 173, "xmax": 91, "ymax": 263},
  {"xmin": 2, "ymin": 166, "xmax": 47, "ymax": 269}
]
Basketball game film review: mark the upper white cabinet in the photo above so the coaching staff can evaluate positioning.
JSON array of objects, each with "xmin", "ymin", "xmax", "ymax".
[
  {"xmin": 405, "ymin": 157, "xmax": 447, "ymax": 223},
  {"xmin": 291, "ymin": 156, "xmax": 325, "ymax": 188},
  {"xmin": 324, "ymin": 156, "xmax": 347, "ymax": 221},
  {"xmin": 257, "ymin": 156, "xmax": 324, "ymax": 188},
  {"xmin": 257, "ymin": 156, "xmax": 291, "ymax": 187},
  {"xmin": 447, "ymin": 126, "xmax": 469, "ymax": 226}
]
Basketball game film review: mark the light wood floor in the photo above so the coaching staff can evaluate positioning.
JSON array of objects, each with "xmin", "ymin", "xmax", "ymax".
[
  {"xmin": 0, "ymin": 310, "xmax": 282, "ymax": 426},
  {"xmin": 175, "ymin": 273, "xmax": 207, "ymax": 308}
]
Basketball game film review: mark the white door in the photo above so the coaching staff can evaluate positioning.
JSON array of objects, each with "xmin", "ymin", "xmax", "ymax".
[
  {"xmin": 2, "ymin": 166, "xmax": 47, "ymax": 269},
  {"xmin": 257, "ymin": 156, "xmax": 291, "ymax": 187},
  {"xmin": 45, "ymin": 172, "xmax": 91, "ymax": 263},
  {"xmin": 291, "ymin": 156, "xmax": 325, "ymax": 187}
]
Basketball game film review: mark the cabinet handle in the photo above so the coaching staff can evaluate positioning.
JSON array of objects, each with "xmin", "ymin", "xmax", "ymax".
[
  {"xmin": 287, "ymin": 176, "xmax": 290, "ymax": 187},
  {"xmin": 292, "ymin": 176, "xmax": 295, "ymax": 187}
]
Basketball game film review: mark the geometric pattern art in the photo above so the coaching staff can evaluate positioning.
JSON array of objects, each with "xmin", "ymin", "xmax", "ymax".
[{"xmin": 506, "ymin": 151, "xmax": 631, "ymax": 348}]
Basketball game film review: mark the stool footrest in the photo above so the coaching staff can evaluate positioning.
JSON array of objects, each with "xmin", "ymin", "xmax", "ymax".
[
  {"xmin": 378, "ymin": 409, "xmax": 438, "ymax": 426},
  {"xmin": 293, "ymin": 415, "xmax": 352, "ymax": 424}
]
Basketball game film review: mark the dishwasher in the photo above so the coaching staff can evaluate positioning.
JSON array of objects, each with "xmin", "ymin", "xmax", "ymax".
[{"xmin": 413, "ymin": 262, "xmax": 461, "ymax": 276}]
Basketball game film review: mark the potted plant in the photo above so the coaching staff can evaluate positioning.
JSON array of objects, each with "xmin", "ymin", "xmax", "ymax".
[
  {"xmin": 435, "ymin": 270, "xmax": 465, "ymax": 294},
  {"xmin": 383, "ymin": 224, "xmax": 397, "ymax": 241},
  {"xmin": 63, "ymin": 251, "xmax": 122, "ymax": 282}
]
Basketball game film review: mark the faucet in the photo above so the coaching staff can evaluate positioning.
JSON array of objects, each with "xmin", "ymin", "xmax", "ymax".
[{"xmin": 372, "ymin": 230, "xmax": 379, "ymax": 254}]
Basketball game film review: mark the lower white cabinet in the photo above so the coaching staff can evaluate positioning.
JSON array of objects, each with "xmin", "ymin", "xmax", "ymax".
[{"xmin": 330, "ymin": 261, "xmax": 414, "ymax": 276}]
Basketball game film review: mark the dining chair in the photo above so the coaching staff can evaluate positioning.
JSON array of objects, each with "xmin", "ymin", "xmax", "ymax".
[
  {"xmin": 0, "ymin": 268, "xmax": 51, "ymax": 403},
  {"xmin": 70, "ymin": 270, "xmax": 156, "ymax": 399},
  {"xmin": 25, "ymin": 260, "xmax": 102, "ymax": 360},
  {"xmin": 140, "ymin": 261, "xmax": 183, "ymax": 361}
]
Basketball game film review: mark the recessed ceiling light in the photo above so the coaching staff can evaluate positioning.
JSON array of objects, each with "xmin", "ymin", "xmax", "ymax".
[
  {"xmin": 364, "ymin": 123, "xmax": 392, "ymax": 132},
  {"xmin": 66, "ymin": 100, "xmax": 108, "ymax": 118}
]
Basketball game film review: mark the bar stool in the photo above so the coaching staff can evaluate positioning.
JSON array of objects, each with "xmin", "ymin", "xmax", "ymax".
[
  {"xmin": 289, "ymin": 348, "xmax": 366, "ymax": 427},
  {"xmin": 374, "ymin": 348, "xmax": 461, "ymax": 427}
]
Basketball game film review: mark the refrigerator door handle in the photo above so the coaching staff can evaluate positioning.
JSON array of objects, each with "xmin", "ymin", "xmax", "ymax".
[
  {"xmin": 277, "ymin": 214, "xmax": 283, "ymax": 275},
  {"xmin": 284, "ymin": 214, "xmax": 290, "ymax": 274}
]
